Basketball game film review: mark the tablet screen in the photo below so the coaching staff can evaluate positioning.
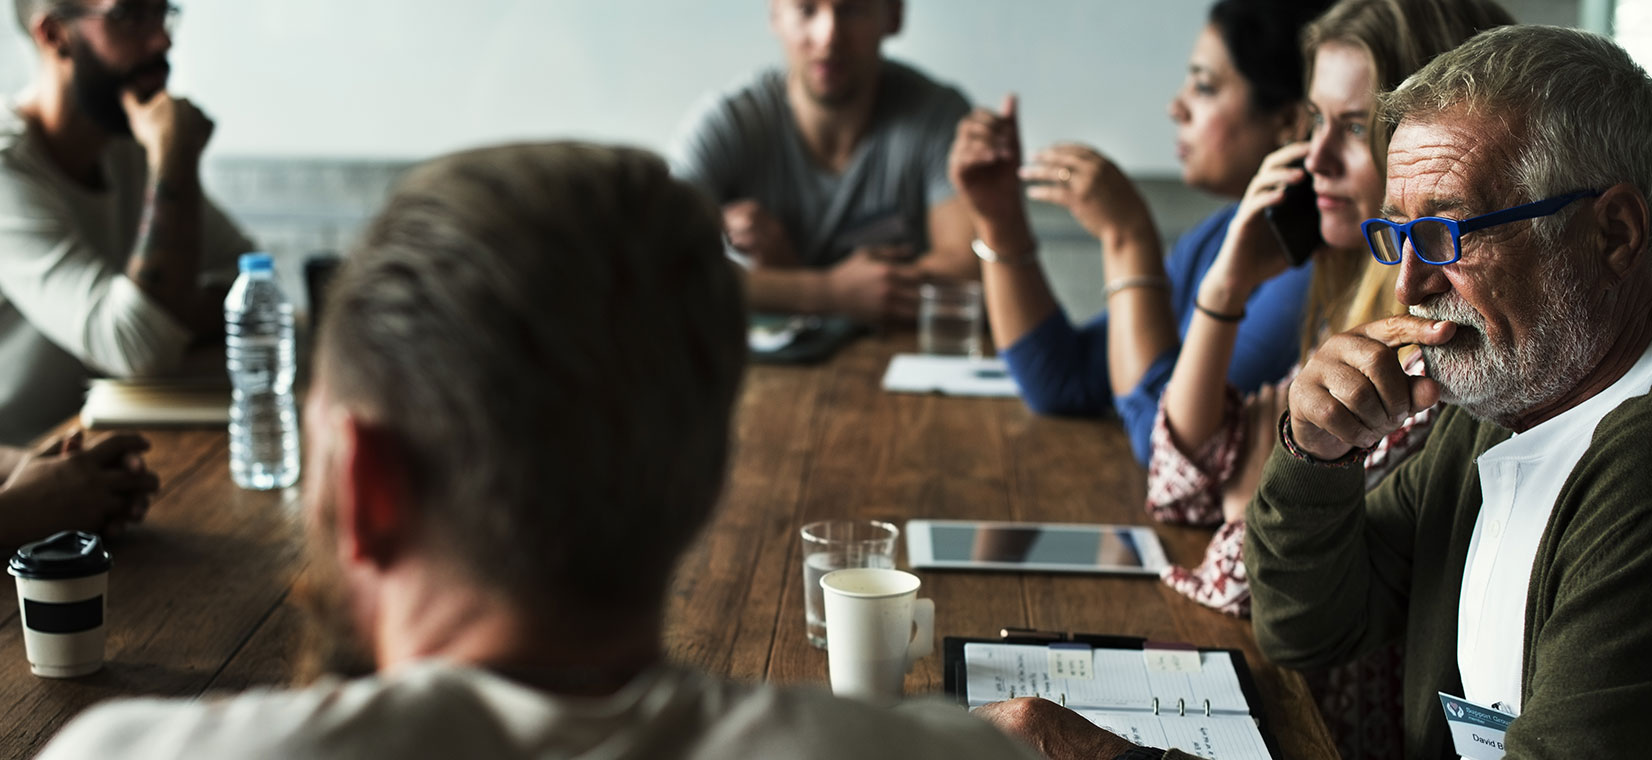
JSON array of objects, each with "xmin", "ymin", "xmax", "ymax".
[{"xmin": 928, "ymin": 524, "xmax": 1144, "ymax": 568}]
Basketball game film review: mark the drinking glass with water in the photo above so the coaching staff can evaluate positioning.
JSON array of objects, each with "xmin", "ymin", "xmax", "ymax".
[
  {"xmin": 918, "ymin": 281, "xmax": 983, "ymax": 358},
  {"xmin": 799, "ymin": 520, "xmax": 899, "ymax": 649}
]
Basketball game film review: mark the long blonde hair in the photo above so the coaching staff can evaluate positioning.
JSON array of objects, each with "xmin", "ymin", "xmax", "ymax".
[{"xmin": 1296, "ymin": 0, "xmax": 1515, "ymax": 355}]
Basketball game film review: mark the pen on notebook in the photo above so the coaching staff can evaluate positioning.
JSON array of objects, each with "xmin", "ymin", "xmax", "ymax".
[
  {"xmin": 974, "ymin": 368, "xmax": 1008, "ymax": 379},
  {"xmin": 1000, "ymin": 627, "xmax": 1068, "ymax": 642}
]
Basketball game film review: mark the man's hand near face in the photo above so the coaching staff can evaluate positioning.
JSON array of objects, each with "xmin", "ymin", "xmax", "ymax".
[
  {"xmin": 1287, "ymin": 314, "xmax": 1457, "ymax": 460},
  {"xmin": 121, "ymin": 90, "xmax": 213, "ymax": 176},
  {"xmin": 119, "ymin": 89, "xmax": 214, "ymax": 334}
]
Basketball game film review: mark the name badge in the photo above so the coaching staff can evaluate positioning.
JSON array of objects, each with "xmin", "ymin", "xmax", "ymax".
[{"xmin": 1439, "ymin": 692, "xmax": 1516, "ymax": 760}]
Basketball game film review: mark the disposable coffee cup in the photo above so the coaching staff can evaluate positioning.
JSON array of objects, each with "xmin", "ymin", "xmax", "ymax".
[
  {"xmin": 9, "ymin": 531, "xmax": 111, "ymax": 678},
  {"xmin": 821, "ymin": 567, "xmax": 934, "ymax": 700}
]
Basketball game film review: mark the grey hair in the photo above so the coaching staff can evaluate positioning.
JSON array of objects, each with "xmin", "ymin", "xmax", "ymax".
[{"xmin": 1380, "ymin": 25, "xmax": 1652, "ymax": 248}]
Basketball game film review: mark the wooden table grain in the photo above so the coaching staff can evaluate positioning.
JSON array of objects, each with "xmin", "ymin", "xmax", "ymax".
[
  {"xmin": 0, "ymin": 335, "xmax": 1336, "ymax": 759},
  {"xmin": 664, "ymin": 335, "xmax": 1338, "ymax": 759}
]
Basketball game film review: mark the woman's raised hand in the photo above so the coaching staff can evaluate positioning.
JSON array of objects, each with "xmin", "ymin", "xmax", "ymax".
[
  {"xmin": 948, "ymin": 94, "xmax": 1028, "ymax": 237},
  {"xmin": 1020, "ymin": 143, "xmax": 1152, "ymax": 243},
  {"xmin": 1204, "ymin": 142, "xmax": 1313, "ymax": 305}
]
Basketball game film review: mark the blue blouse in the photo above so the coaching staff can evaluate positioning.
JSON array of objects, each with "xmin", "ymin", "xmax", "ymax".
[{"xmin": 1000, "ymin": 205, "xmax": 1313, "ymax": 465}]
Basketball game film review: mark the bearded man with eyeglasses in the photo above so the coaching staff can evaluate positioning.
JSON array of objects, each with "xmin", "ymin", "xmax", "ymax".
[
  {"xmin": 0, "ymin": 0, "xmax": 252, "ymax": 444},
  {"xmin": 1246, "ymin": 25, "xmax": 1652, "ymax": 760}
]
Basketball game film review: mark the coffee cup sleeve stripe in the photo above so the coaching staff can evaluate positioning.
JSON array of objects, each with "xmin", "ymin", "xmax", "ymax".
[{"xmin": 22, "ymin": 597, "xmax": 103, "ymax": 634}]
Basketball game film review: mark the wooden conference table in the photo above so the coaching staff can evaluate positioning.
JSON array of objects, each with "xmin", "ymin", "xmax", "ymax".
[{"xmin": 0, "ymin": 335, "xmax": 1335, "ymax": 759}]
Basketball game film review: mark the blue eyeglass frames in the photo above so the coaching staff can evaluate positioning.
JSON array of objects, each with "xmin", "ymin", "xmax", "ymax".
[{"xmin": 1362, "ymin": 189, "xmax": 1601, "ymax": 266}]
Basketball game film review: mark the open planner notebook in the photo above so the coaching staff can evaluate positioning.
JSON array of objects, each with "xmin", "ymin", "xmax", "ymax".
[{"xmin": 946, "ymin": 638, "xmax": 1276, "ymax": 760}]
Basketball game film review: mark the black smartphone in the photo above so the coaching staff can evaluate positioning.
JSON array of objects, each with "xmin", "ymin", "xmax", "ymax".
[{"xmin": 1264, "ymin": 160, "xmax": 1322, "ymax": 267}]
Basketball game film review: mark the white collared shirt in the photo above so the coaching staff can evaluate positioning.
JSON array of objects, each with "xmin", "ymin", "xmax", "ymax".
[{"xmin": 1458, "ymin": 342, "xmax": 1652, "ymax": 713}]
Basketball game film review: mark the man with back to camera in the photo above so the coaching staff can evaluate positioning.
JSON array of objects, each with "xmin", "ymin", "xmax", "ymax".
[
  {"xmin": 32, "ymin": 141, "xmax": 1050, "ymax": 760},
  {"xmin": 0, "ymin": 0, "xmax": 253, "ymax": 444},
  {"xmin": 671, "ymin": 0, "xmax": 977, "ymax": 324}
]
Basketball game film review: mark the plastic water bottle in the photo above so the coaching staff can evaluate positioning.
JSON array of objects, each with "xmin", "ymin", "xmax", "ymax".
[{"xmin": 225, "ymin": 253, "xmax": 300, "ymax": 490}]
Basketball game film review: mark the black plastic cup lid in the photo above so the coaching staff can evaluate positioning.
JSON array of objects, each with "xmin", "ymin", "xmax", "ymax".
[{"xmin": 8, "ymin": 531, "xmax": 111, "ymax": 580}]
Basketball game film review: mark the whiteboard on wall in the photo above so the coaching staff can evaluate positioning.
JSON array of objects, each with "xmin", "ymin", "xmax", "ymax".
[{"xmin": 0, "ymin": 0, "xmax": 1575, "ymax": 172}]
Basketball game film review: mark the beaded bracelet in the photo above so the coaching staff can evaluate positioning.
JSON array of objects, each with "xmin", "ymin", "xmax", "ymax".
[
  {"xmin": 1194, "ymin": 301, "xmax": 1246, "ymax": 323},
  {"xmin": 1277, "ymin": 410, "xmax": 1373, "ymax": 468}
]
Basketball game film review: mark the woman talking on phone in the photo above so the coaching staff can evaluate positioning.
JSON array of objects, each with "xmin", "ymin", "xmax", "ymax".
[
  {"xmin": 1146, "ymin": 1, "xmax": 1513, "ymax": 756},
  {"xmin": 948, "ymin": 0, "xmax": 1331, "ymax": 465},
  {"xmin": 1151, "ymin": 0, "xmax": 1514, "ymax": 612}
]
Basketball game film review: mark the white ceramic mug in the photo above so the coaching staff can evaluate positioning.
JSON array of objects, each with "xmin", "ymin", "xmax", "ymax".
[{"xmin": 820, "ymin": 567, "xmax": 934, "ymax": 700}]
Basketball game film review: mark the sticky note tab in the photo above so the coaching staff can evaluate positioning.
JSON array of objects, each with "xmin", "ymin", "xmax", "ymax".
[
  {"xmin": 1047, "ymin": 643, "xmax": 1093, "ymax": 680},
  {"xmin": 1143, "ymin": 641, "xmax": 1202, "ymax": 673}
]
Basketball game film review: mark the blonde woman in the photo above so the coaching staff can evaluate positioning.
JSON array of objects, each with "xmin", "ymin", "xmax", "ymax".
[
  {"xmin": 1141, "ymin": 1, "xmax": 1515, "ymax": 757},
  {"xmin": 1150, "ymin": 0, "xmax": 1514, "ymax": 608}
]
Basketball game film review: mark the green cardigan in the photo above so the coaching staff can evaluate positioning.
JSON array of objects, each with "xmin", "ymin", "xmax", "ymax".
[{"xmin": 1247, "ymin": 397, "xmax": 1652, "ymax": 758}]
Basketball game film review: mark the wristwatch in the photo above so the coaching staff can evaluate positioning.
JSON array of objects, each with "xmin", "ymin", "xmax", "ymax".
[
  {"xmin": 1112, "ymin": 747, "xmax": 1164, "ymax": 760},
  {"xmin": 971, "ymin": 238, "xmax": 1038, "ymax": 266}
]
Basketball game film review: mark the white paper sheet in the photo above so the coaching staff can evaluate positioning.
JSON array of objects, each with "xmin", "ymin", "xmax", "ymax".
[
  {"xmin": 1075, "ymin": 710, "xmax": 1273, "ymax": 760},
  {"xmin": 880, "ymin": 354, "xmax": 1019, "ymax": 397},
  {"xmin": 963, "ymin": 643, "xmax": 1248, "ymax": 714}
]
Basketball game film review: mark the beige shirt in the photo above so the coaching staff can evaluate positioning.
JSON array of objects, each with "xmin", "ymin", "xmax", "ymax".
[
  {"xmin": 36, "ymin": 661, "xmax": 1044, "ymax": 760},
  {"xmin": 0, "ymin": 104, "xmax": 252, "ymax": 444}
]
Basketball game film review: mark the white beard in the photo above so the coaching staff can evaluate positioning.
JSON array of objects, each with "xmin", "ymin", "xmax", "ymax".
[{"xmin": 1409, "ymin": 255, "xmax": 1604, "ymax": 426}]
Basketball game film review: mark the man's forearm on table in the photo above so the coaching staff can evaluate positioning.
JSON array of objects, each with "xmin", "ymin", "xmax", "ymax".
[{"xmin": 744, "ymin": 267, "xmax": 830, "ymax": 314}]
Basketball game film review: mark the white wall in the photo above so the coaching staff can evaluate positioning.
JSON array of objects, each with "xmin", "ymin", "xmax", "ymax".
[
  {"xmin": 4, "ymin": 1, "xmax": 1208, "ymax": 172},
  {"xmin": 1, "ymin": 0, "xmax": 1579, "ymax": 173},
  {"xmin": 175, "ymin": 0, "xmax": 1215, "ymax": 172}
]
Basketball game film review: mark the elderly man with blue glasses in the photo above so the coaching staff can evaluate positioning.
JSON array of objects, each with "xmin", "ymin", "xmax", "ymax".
[{"xmin": 1243, "ymin": 24, "xmax": 1652, "ymax": 760}]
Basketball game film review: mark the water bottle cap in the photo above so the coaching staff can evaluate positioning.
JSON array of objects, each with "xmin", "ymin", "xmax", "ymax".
[{"xmin": 238, "ymin": 253, "xmax": 275, "ymax": 273}]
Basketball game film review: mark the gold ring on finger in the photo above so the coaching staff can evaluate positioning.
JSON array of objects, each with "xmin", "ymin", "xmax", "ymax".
[{"xmin": 1058, "ymin": 168, "xmax": 1072, "ymax": 183}]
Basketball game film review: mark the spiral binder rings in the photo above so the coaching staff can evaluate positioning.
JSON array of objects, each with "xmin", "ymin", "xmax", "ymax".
[
  {"xmin": 1152, "ymin": 697, "xmax": 1206, "ymax": 716},
  {"xmin": 944, "ymin": 633, "xmax": 1280, "ymax": 760}
]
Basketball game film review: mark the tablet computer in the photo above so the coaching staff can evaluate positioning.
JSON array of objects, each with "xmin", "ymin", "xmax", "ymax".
[{"xmin": 906, "ymin": 519, "xmax": 1168, "ymax": 575}]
